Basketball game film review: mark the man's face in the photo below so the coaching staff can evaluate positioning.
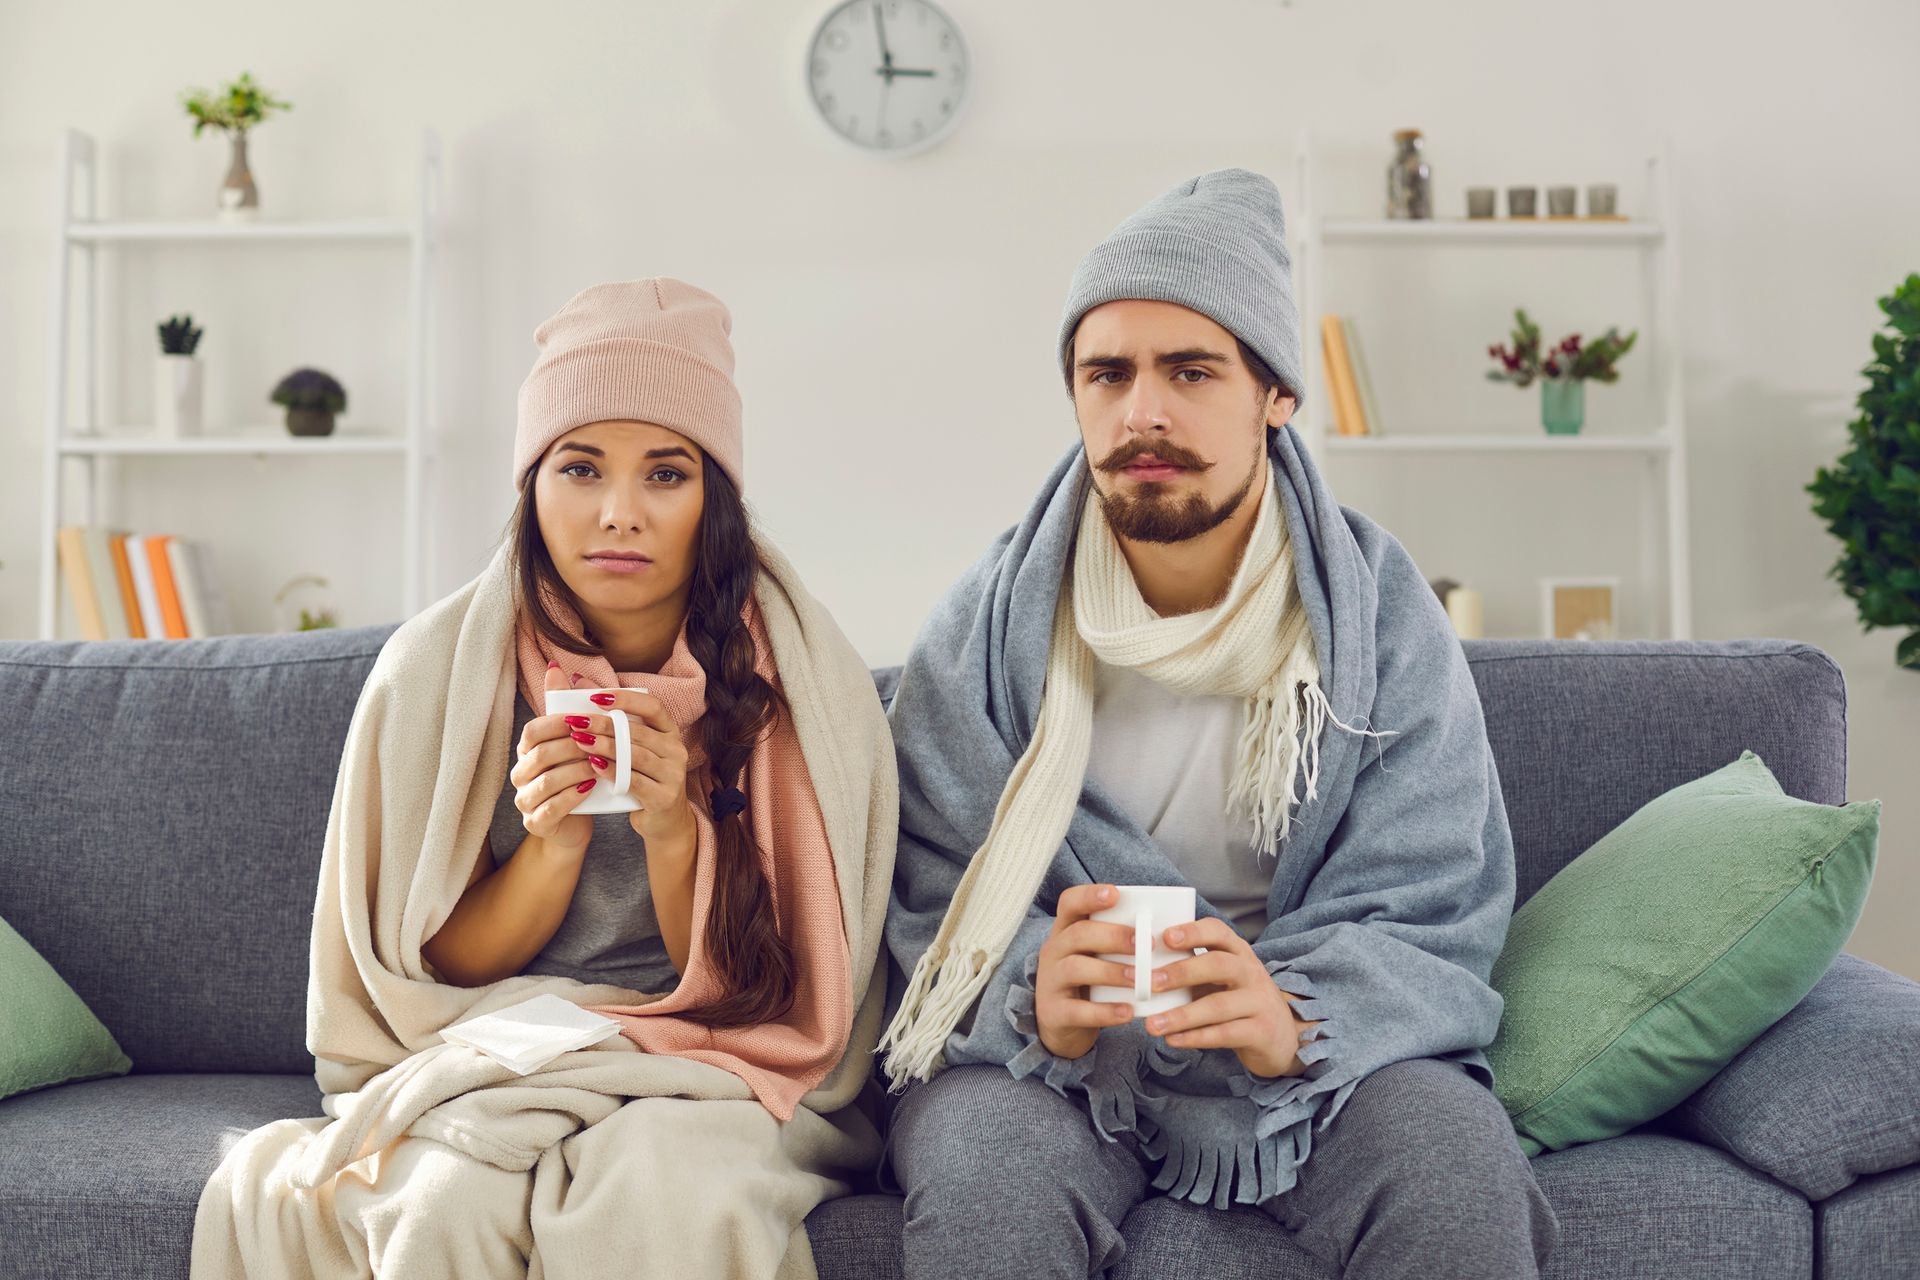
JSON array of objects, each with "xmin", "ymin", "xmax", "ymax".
[{"xmin": 1069, "ymin": 300, "xmax": 1296, "ymax": 544}]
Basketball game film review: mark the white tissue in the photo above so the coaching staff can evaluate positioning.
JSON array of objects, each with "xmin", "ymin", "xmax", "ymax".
[{"xmin": 440, "ymin": 993, "xmax": 625, "ymax": 1075}]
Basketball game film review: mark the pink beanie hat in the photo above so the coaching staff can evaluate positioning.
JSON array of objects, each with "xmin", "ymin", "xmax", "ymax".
[{"xmin": 513, "ymin": 277, "xmax": 745, "ymax": 492}]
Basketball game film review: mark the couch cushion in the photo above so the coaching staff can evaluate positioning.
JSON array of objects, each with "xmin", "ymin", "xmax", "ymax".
[
  {"xmin": 1816, "ymin": 1164, "xmax": 1920, "ymax": 1280},
  {"xmin": 803, "ymin": 1130, "xmax": 1814, "ymax": 1280},
  {"xmin": 0, "ymin": 634, "xmax": 1844, "ymax": 1075},
  {"xmin": 1488, "ymin": 748, "xmax": 1879, "ymax": 1157},
  {"xmin": 1528, "ymin": 1131, "xmax": 1814, "ymax": 1279},
  {"xmin": 0, "ymin": 626, "xmax": 397, "ymax": 1073},
  {"xmin": 0, "ymin": 1072, "xmax": 324, "ymax": 1280},
  {"xmin": 0, "ymin": 1079, "xmax": 1821, "ymax": 1280},
  {"xmin": 885, "ymin": 638, "xmax": 1850, "ymax": 912},
  {"xmin": 1663, "ymin": 952, "xmax": 1920, "ymax": 1201},
  {"xmin": 1460, "ymin": 639, "xmax": 1849, "ymax": 909}
]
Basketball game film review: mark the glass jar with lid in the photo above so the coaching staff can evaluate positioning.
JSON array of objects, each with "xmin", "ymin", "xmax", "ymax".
[{"xmin": 1387, "ymin": 128, "xmax": 1432, "ymax": 219}]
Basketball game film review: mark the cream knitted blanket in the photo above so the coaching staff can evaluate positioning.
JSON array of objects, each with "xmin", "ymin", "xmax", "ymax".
[{"xmin": 189, "ymin": 534, "xmax": 897, "ymax": 1280}]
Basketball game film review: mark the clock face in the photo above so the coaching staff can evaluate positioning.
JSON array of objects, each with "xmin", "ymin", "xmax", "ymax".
[{"xmin": 806, "ymin": 0, "xmax": 970, "ymax": 154}]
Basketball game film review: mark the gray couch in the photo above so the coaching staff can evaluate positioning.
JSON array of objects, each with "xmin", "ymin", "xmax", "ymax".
[{"xmin": 2, "ymin": 625, "xmax": 1916, "ymax": 1279}]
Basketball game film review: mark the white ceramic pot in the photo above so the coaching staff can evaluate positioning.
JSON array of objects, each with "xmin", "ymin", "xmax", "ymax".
[{"xmin": 155, "ymin": 353, "xmax": 204, "ymax": 437}]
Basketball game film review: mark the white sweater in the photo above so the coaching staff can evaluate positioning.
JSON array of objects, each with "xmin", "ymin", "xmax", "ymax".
[{"xmin": 1086, "ymin": 655, "xmax": 1275, "ymax": 939}]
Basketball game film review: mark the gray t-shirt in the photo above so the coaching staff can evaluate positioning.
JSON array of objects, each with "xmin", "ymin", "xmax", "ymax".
[{"xmin": 486, "ymin": 688, "xmax": 680, "ymax": 994}]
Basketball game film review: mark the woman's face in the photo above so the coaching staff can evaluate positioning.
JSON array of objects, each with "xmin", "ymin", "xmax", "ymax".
[{"xmin": 532, "ymin": 420, "xmax": 706, "ymax": 630}]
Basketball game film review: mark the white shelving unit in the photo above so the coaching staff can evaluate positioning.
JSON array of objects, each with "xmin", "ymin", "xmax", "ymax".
[
  {"xmin": 1290, "ymin": 129, "xmax": 1693, "ymax": 641},
  {"xmin": 37, "ymin": 127, "xmax": 442, "ymax": 640}
]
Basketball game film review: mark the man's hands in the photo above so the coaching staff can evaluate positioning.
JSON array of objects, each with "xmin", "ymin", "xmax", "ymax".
[
  {"xmin": 1033, "ymin": 886, "xmax": 1310, "ymax": 1077},
  {"xmin": 1033, "ymin": 885, "xmax": 1136, "ymax": 1061},
  {"xmin": 1143, "ymin": 916, "xmax": 1306, "ymax": 1078}
]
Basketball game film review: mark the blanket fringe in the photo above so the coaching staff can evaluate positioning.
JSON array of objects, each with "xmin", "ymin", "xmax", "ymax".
[
  {"xmin": 1137, "ymin": 1094, "xmax": 1322, "ymax": 1210},
  {"xmin": 1004, "ymin": 951, "xmax": 1344, "ymax": 1212}
]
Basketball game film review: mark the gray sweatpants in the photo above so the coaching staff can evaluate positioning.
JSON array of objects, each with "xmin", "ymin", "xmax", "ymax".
[{"xmin": 883, "ymin": 1057, "xmax": 1558, "ymax": 1280}]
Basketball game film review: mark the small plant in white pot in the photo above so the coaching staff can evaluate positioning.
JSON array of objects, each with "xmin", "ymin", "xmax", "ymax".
[
  {"xmin": 270, "ymin": 367, "xmax": 347, "ymax": 437},
  {"xmin": 155, "ymin": 314, "xmax": 204, "ymax": 438}
]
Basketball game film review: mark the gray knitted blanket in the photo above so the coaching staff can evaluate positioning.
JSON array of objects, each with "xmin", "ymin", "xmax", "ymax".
[{"xmin": 883, "ymin": 424, "xmax": 1517, "ymax": 1210}]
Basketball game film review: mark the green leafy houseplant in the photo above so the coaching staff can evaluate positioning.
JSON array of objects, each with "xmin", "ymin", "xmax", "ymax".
[
  {"xmin": 180, "ymin": 72, "xmax": 290, "ymax": 217},
  {"xmin": 178, "ymin": 72, "xmax": 290, "ymax": 136},
  {"xmin": 1807, "ymin": 272, "xmax": 1920, "ymax": 670}
]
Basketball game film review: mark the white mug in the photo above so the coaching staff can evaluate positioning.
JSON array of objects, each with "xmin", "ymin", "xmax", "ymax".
[
  {"xmin": 544, "ymin": 687, "xmax": 643, "ymax": 816},
  {"xmin": 1088, "ymin": 884, "xmax": 1199, "ymax": 1020}
]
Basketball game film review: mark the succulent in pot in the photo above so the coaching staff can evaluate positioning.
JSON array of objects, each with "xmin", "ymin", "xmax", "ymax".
[
  {"xmin": 270, "ymin": 367, "xmax": 347, "ymax": 437},
  {"xmin": 155, "ymin": 313, "xmax": 205, "ymax": 437}
]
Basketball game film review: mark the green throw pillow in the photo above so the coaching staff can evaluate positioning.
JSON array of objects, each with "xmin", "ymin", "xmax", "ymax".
[
  {"xmin": 0, "ymin": 911, "xmax": 132, "ymax": 1100},
  {"xmin": 1487, "ymin": 748, "xmax": 1879, "ymax": 1157}
]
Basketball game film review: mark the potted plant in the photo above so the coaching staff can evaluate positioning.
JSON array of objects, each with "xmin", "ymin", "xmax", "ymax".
[
  {"xmin": 1807, "ymin": 272, "xmax": 1920, "ymax": 670},
  {"xmin": 155, "ymin": 314, "xmax": 204, "ymax": 438},
  {"xmin": 270, "ymin": 368, "xmax": 347, "ymax": 437},
  {"xmin": 1486, "ymin": 308, "xmax": 1638, "ymax": 435},
  {"xmin": 179, "ymin": 71, "xmax": 292, "ymax": 221},
  {"xmin": 274, "ymin": 574, "xmax": 339, "ymax": 631}
]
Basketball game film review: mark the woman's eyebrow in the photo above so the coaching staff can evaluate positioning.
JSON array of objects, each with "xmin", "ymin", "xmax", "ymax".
[{"xmin": 555, "ymin": 443, "xmax": 696, "ymax": 462}]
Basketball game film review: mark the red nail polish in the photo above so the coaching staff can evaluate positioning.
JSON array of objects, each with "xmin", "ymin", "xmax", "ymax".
[
  {"xmin": 576, "ymin": 778, "xmax": 596, "ymax": 793},
  {"xmin": 547, "ymin": 661, "xmax": 561, "ymax": 670},
  {"xmin": 571, "ymin": 730, "xmax": 595, "ymax": 745},
  {"xmin": 564, "ymin": 715, "xmax": 590, "ymax": 728},
  {"xmin": 589, "ymin": 754, "xmax": 609, "ymax": 769},
  {"xmin": 589, "ymin": 693, "xmax": 616, "ymax": 706}
]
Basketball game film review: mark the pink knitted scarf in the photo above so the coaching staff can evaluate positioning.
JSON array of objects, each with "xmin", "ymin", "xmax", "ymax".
[{"xmin": 511, "ymin": 586, "xmax": 848, "ymax": 1121}]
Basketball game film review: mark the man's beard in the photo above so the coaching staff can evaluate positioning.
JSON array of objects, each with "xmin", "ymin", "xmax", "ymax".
[{"xmin": 1095, "ymin": 433, "xmax": 1262, "ymax": 545}]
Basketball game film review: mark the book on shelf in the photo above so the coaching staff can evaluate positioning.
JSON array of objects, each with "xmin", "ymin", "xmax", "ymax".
[
  {"xmin": 55, "ymin": 525, "xmax": 234, "ymax": 640},
  {"xmin": 1318, "ymin": 313, "xmax": 1372, "ymax": 436},
  {"xmin": 1342, "ymin": 318, "xmax": 1384, "ymax": 439}
]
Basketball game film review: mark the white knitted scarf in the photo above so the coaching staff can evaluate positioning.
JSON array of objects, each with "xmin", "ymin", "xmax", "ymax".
[{"xmin": 881, "ymin": 465, "xmax": 1351, "ymax": 1084}]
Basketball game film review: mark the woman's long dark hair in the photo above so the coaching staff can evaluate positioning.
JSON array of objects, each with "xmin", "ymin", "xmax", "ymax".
[{"xmin": 506, "ymin": 460, "xmax": 796, "ymax": 1028}]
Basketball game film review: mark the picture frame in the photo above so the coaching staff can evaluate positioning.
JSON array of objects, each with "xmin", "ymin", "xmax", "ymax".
[{"xmin": 1539, "ymin": 575, "xmax": 1620, "ymax": 640}]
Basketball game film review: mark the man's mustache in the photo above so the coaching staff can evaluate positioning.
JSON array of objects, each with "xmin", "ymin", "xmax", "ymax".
[{"xmin": 1096, "ymin": 440, "xmax": 1214, "ymax": 473}]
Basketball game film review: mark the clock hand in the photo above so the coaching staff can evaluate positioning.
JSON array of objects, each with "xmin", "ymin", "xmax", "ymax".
[
  {"xmin": 875, "ymin": 67, "xmax": 935, "ymax": 77},
  {"xmin": 873, "ymin": 4, "xmax": 895, "ymax": 80}
]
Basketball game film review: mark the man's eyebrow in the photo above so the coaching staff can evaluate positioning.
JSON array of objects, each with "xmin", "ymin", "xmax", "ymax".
[
  {"xmin": 1074, "ymin": 348, "xmax": 1233, "ymax": 371},
  {"xmin": 554, "ymin": 443, "xmax": 697, "ymax": 462}
]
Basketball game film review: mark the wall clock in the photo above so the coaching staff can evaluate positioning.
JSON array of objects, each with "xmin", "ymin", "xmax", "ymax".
[{"xmin": 806, "ymin": 0, "xmax": 971, "ymax": 155}]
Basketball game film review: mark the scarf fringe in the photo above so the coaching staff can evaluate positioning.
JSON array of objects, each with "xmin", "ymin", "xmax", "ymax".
[
  {"xmin": 877, "ymin": 943, "xmax": 997, "ymax": 1090},
  {"xmin": 1231, "ymin": 674, "xmax": 1400, "ymax": 855}
]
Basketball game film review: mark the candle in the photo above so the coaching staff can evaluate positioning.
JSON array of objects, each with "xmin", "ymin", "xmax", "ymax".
[{"xmin": 1446, "ymin": 586, "xmax": 1484, "ymax": 640}]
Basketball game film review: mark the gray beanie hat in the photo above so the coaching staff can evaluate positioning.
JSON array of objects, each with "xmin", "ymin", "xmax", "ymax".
[{"xmin": 1056, "ymin": 166, "xmax": 1304, "ymax": 411}]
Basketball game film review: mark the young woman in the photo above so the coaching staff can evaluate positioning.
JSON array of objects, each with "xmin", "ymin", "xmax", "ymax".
[
  {"xmin": 423, "ymin": 398, "xmax": 794, "ymax": 1024},
  {"xmin": 192, "ymin": 278, "xmax": 897, "ymax": 1280}
]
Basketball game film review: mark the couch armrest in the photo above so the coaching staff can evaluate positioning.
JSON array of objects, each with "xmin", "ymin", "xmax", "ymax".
[{"xmin": 1658, "ymin": 953, "xmax": 1920, "ymax": 1200}]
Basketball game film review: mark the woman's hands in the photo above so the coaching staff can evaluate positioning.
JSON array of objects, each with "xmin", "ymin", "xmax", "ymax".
[
  {"xmin": 563, "ymin": 685, "xmax": 696, "ymax": 851},
  {"xmin": 1141, "ymin": 916, "xmax": 1306, "ymax": 1078},
  {"xmin": 510, "ymin": 665, "xmax": 608, "ymax": 855}
]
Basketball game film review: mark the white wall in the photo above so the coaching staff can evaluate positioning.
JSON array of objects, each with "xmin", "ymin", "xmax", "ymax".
[{"xmin": 4, "ymin": 0, "xmax": 1916, "ymax": 978}]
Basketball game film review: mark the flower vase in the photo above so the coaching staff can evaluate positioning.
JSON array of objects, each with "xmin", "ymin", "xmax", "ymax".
[
  {"xmin": 1541, "ymin": 379, "xmax": 1585, "ymax": 435},
  {"xmin": 155, "ymin": 353, "xmax": 204, "ymax": 438},
  {"xmin": 218, "ymin": 131, "xmax": 259, "ymax": 223}
]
